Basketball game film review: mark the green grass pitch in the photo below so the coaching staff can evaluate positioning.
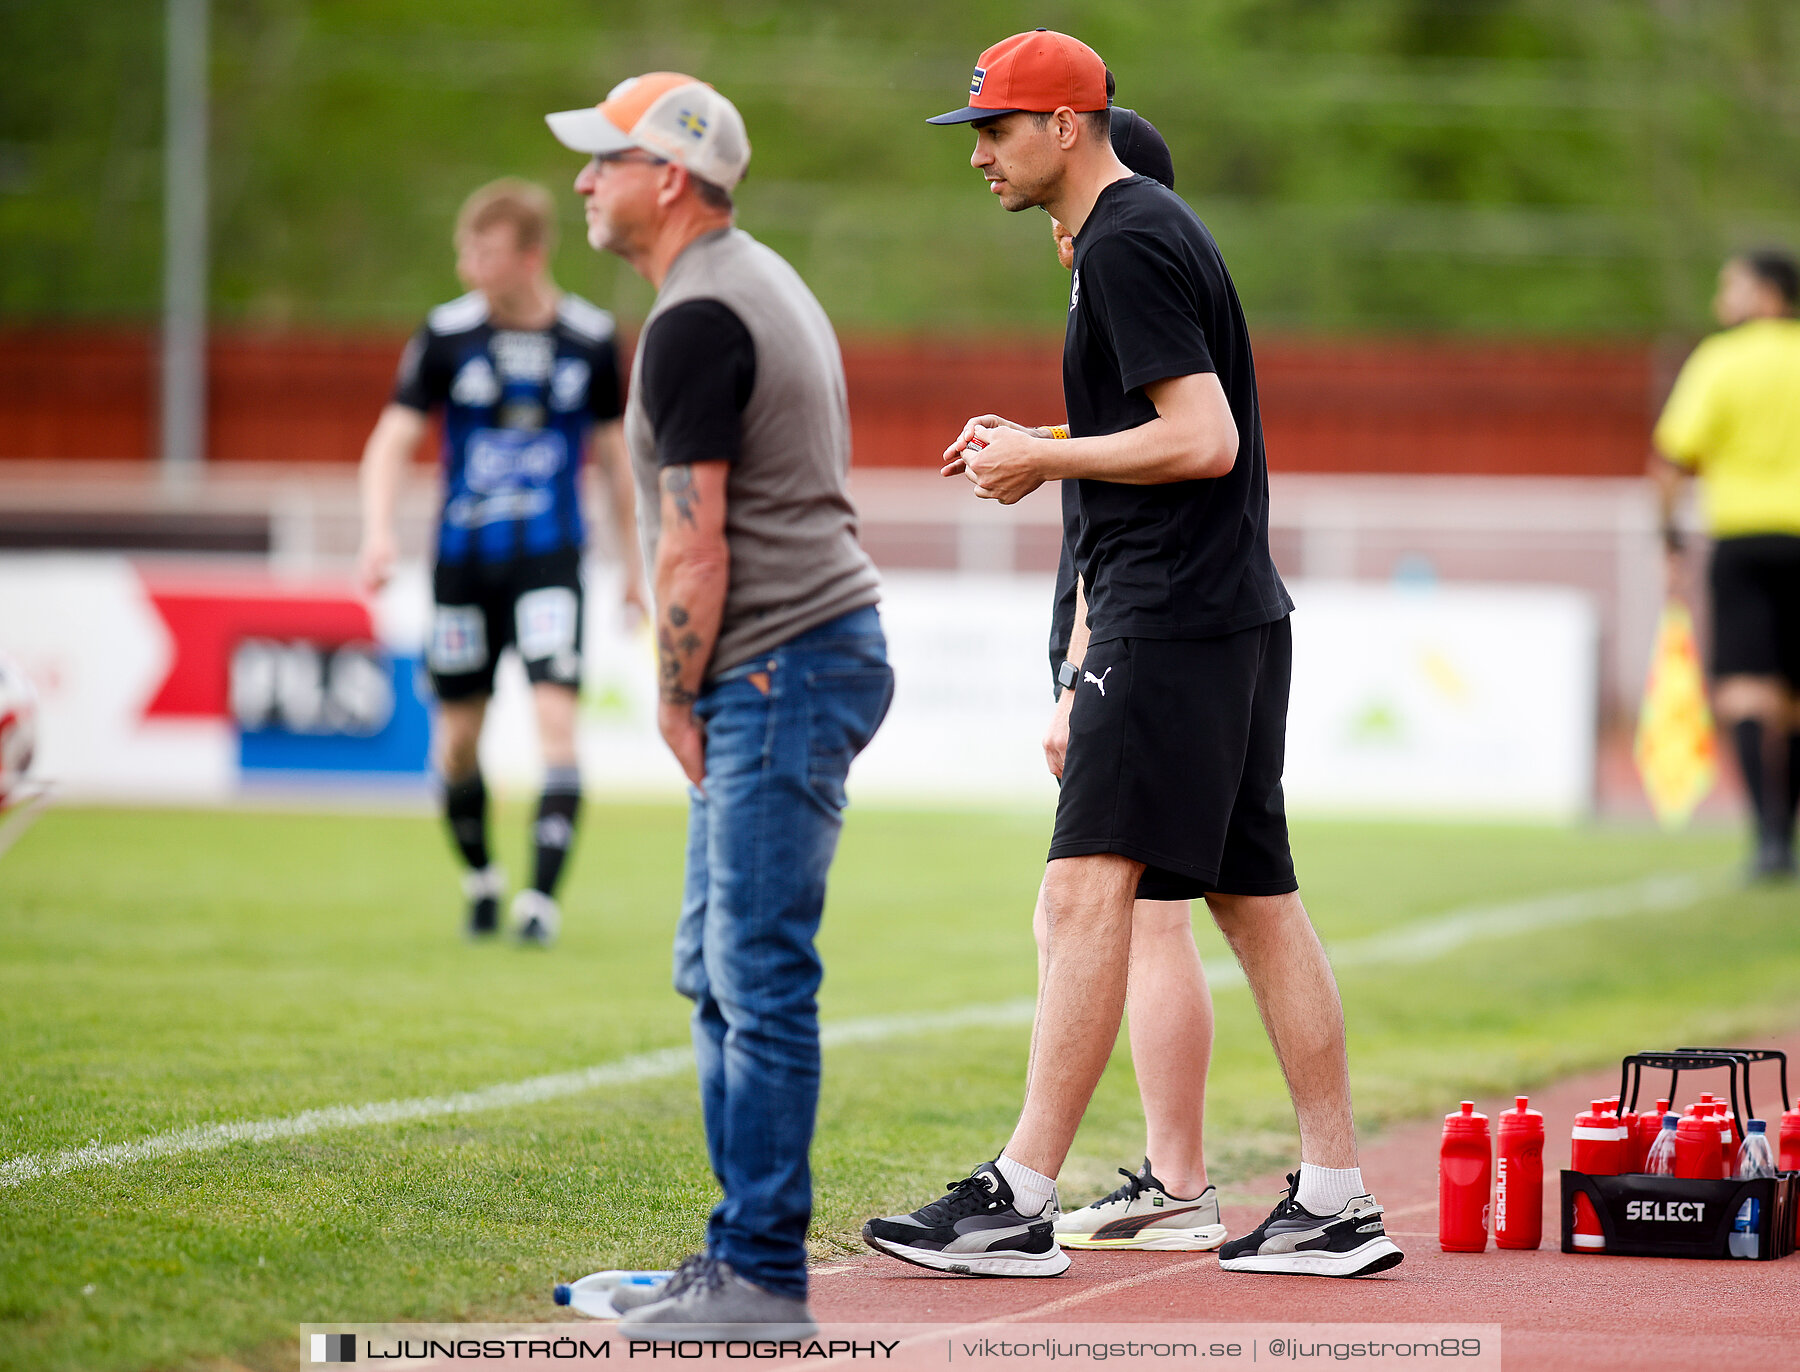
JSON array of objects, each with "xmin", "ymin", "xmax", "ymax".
[{"xmin": 1, "ymin": 803, "xmax": 1797, "ymax": 1371}]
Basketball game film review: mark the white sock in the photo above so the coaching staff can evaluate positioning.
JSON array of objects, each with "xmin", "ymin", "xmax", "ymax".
[
  {"xmin": 995, "ymin": 1153, "xmax": 1057, "ymax": 1218},
  {"xmin": 1296, "ymin": 1164, "xmax": 1364, "ymax": 1215}
]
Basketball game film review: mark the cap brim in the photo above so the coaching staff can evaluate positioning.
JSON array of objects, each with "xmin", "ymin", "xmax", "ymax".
[
  {"xmin": 926, "ymin": 106, "xmax": 1025, "ymax": 125},
  {"xmin": 545, "ymin": 107, "xmax": 635, "ymax": 154}
]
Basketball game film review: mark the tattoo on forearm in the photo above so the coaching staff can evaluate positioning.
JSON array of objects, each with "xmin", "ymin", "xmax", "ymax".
[
  {"xmin": 657, "ymin": 603, "xmax": 702, "ymax": 705},
  {"xmin": 662, "ymin": 465, "xmax": 699, "ymax": 528}
]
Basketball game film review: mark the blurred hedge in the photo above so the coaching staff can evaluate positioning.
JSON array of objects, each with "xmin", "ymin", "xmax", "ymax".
[{"xmin": 2, "ymin": 0, "xmax": 1797, "ymax": 334}]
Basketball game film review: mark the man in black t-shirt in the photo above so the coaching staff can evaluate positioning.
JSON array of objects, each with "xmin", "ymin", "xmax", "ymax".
[{"xmin": 862, "ymin": 30, "xmax": 1403, "ymax": 1281}]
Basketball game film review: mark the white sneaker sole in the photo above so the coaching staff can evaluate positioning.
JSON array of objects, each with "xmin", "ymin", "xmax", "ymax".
[
  {"xmin": 863, "ymin": 1233, "xmax": 1072, "ymax": 1277},
  {"xmin": 1057, "ymin": 1224, "xmax": 1228, "ymax": 1252},
  {"xmin": 1218, "ymin": 1236, "xmax": 1404, "ymax": 1277}
]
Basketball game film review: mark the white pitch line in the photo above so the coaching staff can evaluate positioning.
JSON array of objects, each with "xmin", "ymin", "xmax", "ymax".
[{"xmin": 0, "ymin": 867, "xmax": 1727, "ymax": 1190}]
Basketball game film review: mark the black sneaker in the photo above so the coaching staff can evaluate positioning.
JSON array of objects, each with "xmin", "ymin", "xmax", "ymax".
[
  {"xmin": 1217, "ymin": 1172, "xmax": 1403, "ymax": 1277},
  {"xmin": 863, "ymin": 1162, "xmax": 1070, "ymax": 1277},
  {"xmin": 463, "ymin": 865, "xmax": 503, "ymax": 937}
]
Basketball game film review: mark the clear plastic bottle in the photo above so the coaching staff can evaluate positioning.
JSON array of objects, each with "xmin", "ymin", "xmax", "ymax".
[
  {"xmin": 1644, "ymin": 1112, "xmax": 1679, "ymax": 1175},
  {"xmin": 1729, "ymin": 1120, "xmax": 1776, "ymax": 1259}
]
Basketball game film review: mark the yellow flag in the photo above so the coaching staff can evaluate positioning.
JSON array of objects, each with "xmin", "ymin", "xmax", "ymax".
[{"xmin": 1633, "ymin": 601, "xmax": 1718, "ymax": 829}]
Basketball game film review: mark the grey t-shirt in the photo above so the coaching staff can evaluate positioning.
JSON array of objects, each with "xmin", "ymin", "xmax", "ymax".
[{"xmin": 624, "ymin": 227, "xmax": 881, "ymax": 678}]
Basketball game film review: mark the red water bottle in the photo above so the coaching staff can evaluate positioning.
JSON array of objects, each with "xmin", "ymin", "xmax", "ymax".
[
  {"xmin": 1570, "ymin": 1100, "xmax": 1620, "ymax": 1252},
  {"xmin": 1780, "ymin": 1099, "xmax": 1800, "ymax": 1172},
  {"xmin": 1713, "ymin": 1105, "xmax": 1736, "ymax": 1176},
  {"xmin": 1439, "ymin": 1101, "xmax": 1492, "ymax": 1252},
  {"xmin": 1628, "ymin": 1098, "xmax": 1671, "ymax": 1173},
  {"xmin": 1495, "ymin": 1096, "xmax": 1544, "ymax": 1250},
  {"xmin": 1675, "ymin": 1110, "xmax": 1723, "ymax": 1179}
]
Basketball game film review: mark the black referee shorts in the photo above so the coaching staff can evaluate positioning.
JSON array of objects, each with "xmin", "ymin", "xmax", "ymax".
[
  {"xmin": 428, "ymin": 550, "xmax": 585, "ymax": 702},
  {"xmin": 1709, "ymin": 534, "xmax": 1800, "ymax": 688},
  {"xmin": 1048, "ymin": 617, "xmax": 1297, "ymax": 901}
]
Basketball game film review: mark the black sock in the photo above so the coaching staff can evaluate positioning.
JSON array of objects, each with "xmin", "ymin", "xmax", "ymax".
[
  {"xmin": 1785, "ymin": 731, "xmax": 1800, "ymax": 843},
  {"xmin": 1731, "ymin": 720, "xmax": 1787, "ymax": 850},
  {"xmin": 444, "ymin": 771, "xmax": 490, "ymax": 871},
  {"xmin": 531, "ymin": 765, "xmax": 581, "ymax": 897}
]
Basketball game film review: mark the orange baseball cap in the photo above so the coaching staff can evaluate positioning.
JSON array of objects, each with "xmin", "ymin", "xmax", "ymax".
[
  {"xmin": 927, "ymin": 29, "xmax": 1109, "ymax": 125},
  {"xmin": 547, "ymin": 72, "xmax": 751, "ymax": 190}
]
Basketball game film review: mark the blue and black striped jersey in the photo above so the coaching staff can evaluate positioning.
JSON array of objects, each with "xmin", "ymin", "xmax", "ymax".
[{"xmin": 394, "ymin": 292, "xmax": 623, "ymax": 567}]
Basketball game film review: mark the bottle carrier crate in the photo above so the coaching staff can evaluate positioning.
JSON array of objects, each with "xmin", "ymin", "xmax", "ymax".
[{"xmin": 1560, "ymin": 1048, "xmax": 1796, "ymax": 1260}]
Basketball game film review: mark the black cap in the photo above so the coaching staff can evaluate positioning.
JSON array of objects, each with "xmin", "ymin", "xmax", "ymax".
[{"xmin": 1109, "ymin": 107, "xmax": 1174, "ymax": 191}]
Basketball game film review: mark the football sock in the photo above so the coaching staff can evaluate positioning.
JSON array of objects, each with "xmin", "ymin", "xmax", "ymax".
[
  {"xmin": 1296, "ymin": 1164, "xmax": 1364, "ymax": 1215},
  {"xmin": 443, "ymin": 770, "xmax": 490, "ymax": 871},
  {"xmin": 1731, "ymin": 719, "xmax": 1786, "ymax": 850},
  {"xmin": 531, "ymin": 765, "xmax": 582, "ymax": 896},
  {"xmin": 996, "ymin": 1152, "xmax": 1057, "ymax": 1218},
  {"xmin": 1784, "ymin": 730, "xmax": 1800, "ymax": 841}
]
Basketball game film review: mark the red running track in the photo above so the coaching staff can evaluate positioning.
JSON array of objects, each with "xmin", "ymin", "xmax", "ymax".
[{"xmin": 810, "ymin": 1030, "xmax": 1800, "ymax": 1368}]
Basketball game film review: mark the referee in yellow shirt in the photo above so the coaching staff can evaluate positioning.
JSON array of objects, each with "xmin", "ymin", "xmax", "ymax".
[{"xmin": 1653, "ymin": 248, "xmax": 1800, "ymax": 878}]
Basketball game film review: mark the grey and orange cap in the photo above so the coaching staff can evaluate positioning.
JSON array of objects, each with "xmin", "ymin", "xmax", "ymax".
[
  {"xmin": 928, "ymin": 29, "xmax": 1109, "ymax": 125},
  {"xmin": 547, "ymin": 72, "xmax": 750, "ymax": 190}
]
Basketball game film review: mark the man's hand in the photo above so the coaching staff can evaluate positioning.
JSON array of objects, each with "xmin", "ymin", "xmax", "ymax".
[
  {"xmin": 622, "ymin": 575, "xmax": 648, "ymax": 629},
  {"xmin": 1663, "ymin": 546, "xmax": 1687, "ymax": 602},
  {"xmin": 959, "ymin": 422, "xmax": 1048, "ymax": 504},
  {"xmin": 659, "ymin": 699, "xmax": 707, "ymax": 790},
  {"xmin": 357, "ymin": 527, "xmax": 397, "ymax": 597},
  {"xmin": 1043, "ymin": 689, "xmax": 1075, "ymax": 779},
  {"xmin": 941, "ymin": 413, "xmax": 1037, "ymax": 476}
]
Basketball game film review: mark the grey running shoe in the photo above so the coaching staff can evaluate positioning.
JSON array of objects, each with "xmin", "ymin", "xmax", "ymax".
[
  {"xmin": 618, "ymin": 1257, "xmax": 816, "ymax": 1340},
  {"xmin": 1217, "ymin": 1171, "xmax": 1403, "ymax": 1277},
  {"xmin": 1055, "ymin": 1158, "xmax": 1226, "ymax": 1251},
  {"xmin": 862, "ymin": 1161, "xmax": 1070, "ymax": 1277},
  {"xmin": 607, "ymin": 1255, "xmax": 704, "ymax": 1314}
]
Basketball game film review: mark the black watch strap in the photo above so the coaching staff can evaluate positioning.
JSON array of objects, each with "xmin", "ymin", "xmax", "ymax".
[{"xmin": 1057, "ymin": 659, "xmax": 1080, "ymax": 690}]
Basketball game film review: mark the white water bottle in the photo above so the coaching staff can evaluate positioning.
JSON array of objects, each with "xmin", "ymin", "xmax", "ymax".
[
  {"xmin": 1644, "ymin": 1113, "xmax": 1679, "ymax": 1176},
  {"xmin": 1729, "ymin": 1120, "xmax": 1776, "ymax": 1259}
]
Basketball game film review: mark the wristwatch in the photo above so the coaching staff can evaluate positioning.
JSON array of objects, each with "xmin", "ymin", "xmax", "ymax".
[{"xmin": 1057, "ymin": 659, "xmax": 1080, "ymax": 691}]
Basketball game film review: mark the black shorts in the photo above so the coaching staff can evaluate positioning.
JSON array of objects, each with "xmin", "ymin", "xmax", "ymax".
[
  {"xmin": 1048, "ymin": 617, "xmax": 1297, "ymax": 901},
  {"xmin": 1709, "ymin": 535, "xmax": 1800, "ymax": 687},
  {"xmin": 428, "ymin": 550, "xmax": 585, "ymax": 702}
]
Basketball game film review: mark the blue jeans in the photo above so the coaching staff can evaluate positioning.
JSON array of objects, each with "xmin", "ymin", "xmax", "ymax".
[{"xmin": 672, "ymin": 605, "xmax": 893, "ymax": 1299}]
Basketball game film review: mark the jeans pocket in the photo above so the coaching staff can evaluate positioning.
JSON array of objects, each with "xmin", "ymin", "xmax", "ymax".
[{"xmin": 803, "ymin": 665, "xmax": 895, "ymax": 811}]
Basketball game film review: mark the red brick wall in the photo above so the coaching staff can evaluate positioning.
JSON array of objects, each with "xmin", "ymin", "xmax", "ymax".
[{"xmin": 0, "ymin": 328, "xmax": 1659, "ymax": 475}]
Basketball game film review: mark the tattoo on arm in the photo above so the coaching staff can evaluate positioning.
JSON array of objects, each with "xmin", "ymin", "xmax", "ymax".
[
  {"xmin": 657, "ymin": 603, "xmax": 701, "ymax": 705},
  {"xmin": 662, "ymin": 465, "xmax": 699, "ymax": 528}
]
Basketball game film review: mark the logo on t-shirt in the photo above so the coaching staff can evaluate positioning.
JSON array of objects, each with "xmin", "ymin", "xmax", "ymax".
[
  {"xmin": 1069, "ymin": 268, "xmax": 1080, "ymax": 312},
  {"xmin": 970, "ymin": 66, "xmax": 986, "ymax": 95}
]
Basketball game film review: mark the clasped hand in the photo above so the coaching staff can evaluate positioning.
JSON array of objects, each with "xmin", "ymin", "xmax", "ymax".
[{"xmin": 941, "ymin": 414, "xmax": 1047, "ymax": 505}]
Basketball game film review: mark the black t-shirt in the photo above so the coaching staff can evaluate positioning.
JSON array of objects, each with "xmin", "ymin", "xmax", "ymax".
[
  {"xmin": 1062, "ymin": 175, "xmax": 1291, "ymax": 644},
  {"xmin": 637, "ymin": 299, "xmax": 757, "ymax": 466}
]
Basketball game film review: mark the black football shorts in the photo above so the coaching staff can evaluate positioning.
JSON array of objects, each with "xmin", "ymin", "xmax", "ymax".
[
  {"xmin": 1709, "ymin": 534, "xmax": 1800, "ymax": 687},
  {"xmin": 428, "ymin": 550, "xmax": 585, "ymax": 702},
  {"xmin": 1048, "ymin": 616, "xmax": 1297, "ymax": 901}
]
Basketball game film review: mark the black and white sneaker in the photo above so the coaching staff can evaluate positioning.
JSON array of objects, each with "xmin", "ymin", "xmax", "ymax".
[
  {"xmin": 1217, "ymin": 1172, "xmax": 1403, "ymax": 1277},
  {"xmin": 463, "ymin": 865, "xmax": 504, "ymax": 937},
  {"xmin": 862, "ymin": 1162, "xmax": 1071, "ymax": 1277}
]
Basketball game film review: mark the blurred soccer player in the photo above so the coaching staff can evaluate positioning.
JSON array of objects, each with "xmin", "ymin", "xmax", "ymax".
[
  {"xmin": 1653, "ymin": 248, "xmax": 1800, "ymax": 879},
  {"xmin": 1031, "ymin": 108, "xmax": 1226, "ymax": 1252},
  {"xmin": 357, "ymin": 179, "xmax": 642, "ymax": 943},
  {"xmin": 548, "ymin": 74, "xmax": 890, "ymax": 1336},
  {"xmin": 863, "ymin": 30, "xmax": 1402, "ymax": 1280}
]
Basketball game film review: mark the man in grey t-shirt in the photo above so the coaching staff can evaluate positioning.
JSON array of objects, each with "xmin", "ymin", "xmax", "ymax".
[{"xmin": 547, "ymin": 74, "xmax": 892, "ymax": 1338}]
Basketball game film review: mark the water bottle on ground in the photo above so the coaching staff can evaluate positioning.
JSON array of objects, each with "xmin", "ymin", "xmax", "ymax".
[
  {"xmin": 1729, "ymin": 1120, "xmax": 1776, "ymax": 1260},
  {"xmin": 1644, "ymin": 1113, "xmax": 1679, "ymax": 1176},
  {"xmin": 1495, "ymin": 1095, "xmax": 1544, "ymax": 1250}
]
